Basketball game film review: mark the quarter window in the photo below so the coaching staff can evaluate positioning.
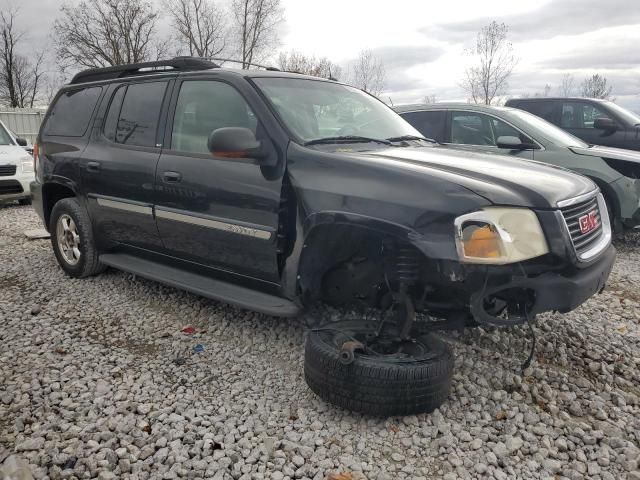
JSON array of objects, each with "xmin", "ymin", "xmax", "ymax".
[
  {"xmin": 103, "ymin": 82, "xmax": 167, "ymax": 147},
  {"xmin": 171, "ymin": 81, "xmax": 257, "ymax": 154},
  {"xmin": 44, "ymin": 87, "xmax": 103, "ymax": 137}
]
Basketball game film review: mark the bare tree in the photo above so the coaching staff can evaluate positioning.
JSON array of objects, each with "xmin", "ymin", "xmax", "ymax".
[
  {"xmin": 581, "ymin": 74, "xmax": 613, "ymax": 99},
  {"xmin": 0, "ymin": 10, "xmax": 45, "ymax": 107},
  {"xmin": 347, "ymin": 49, "xmax": 386, "ymax": 97},
  {"xmin": 165, "ymin": 0, "xmax": 227, "ymax": 58},
  {"xmin": 534, "ymin": 84, "xmax": 551, "ymax": 97},
  {"xmin": 559, "ymin": 73, "xmax": 575, "ymax": 97},
  {"xmin": 461, "ymin": 21, "xmax": 518, "ymax": 105},
  {"xmin": 422, "ymin": 94, "xmax": 437, "ymax": 104},
  {"xmin": 54, "ymin": 0, "xmax": 168, "ymax": 70},
  {"xmin": 231, "ymin": 0, "xmax": 283, "ymax": 69},
  {"xmin": 278, "ymin": 50, "xmax": 341, "ymax": 79}
]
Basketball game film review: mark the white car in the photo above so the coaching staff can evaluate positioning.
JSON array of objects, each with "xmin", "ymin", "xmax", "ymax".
[{"xmin": 0, "ymin": 120, "xmax": 34, "ymax": 205}]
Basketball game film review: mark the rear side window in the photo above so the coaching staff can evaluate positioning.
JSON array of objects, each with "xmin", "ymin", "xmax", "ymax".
[
  {"xmin": 104, "ymin": 81, "xmax": 167, "ymax": 147},
  {"xmin": 401, "ymin": 111, "xmax": 446, "ymax": 142},
  {"xmin": 518, "ymin": 101, "xmax": 556, "ymax": 123},
  {"xmin": 44, "ymin": 87, "xmax": 102, "ymax": 137}
]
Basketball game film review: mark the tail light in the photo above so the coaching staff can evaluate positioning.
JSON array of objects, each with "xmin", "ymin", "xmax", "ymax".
[{"xmin": 33, "ymin": 143, "xmax": 39, "ymax": 176}]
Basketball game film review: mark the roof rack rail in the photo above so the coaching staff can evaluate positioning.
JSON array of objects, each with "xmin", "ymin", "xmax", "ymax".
[
  {"xmin": 70, "ymin": 57, "xmax": 219, "ymax": 85},
  {"xmin": 206, "ymin": 57, "xmax": 280, "ymax": 71}
]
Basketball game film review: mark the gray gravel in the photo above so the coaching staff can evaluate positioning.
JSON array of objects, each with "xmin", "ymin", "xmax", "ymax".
[{"xmin": 1, "ymin": 203, "xmax": 639, "ymax": 480}]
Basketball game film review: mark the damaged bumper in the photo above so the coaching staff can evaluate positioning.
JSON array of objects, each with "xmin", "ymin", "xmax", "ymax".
[{"xmin": 468, "ymin": 245, "xmax": 616, "ymax": 325}]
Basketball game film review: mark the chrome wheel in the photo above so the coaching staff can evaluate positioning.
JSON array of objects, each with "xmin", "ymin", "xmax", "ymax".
[{"xmin": 56, "ymin": 214, "xmax": 81, "ymax": 265}]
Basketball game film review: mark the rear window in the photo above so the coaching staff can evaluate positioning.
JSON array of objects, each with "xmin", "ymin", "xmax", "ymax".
[
  {"xmin": 103, "ymin": 82, "xmax": 167, "ymax": 148},
  {"xmin": 512, "ymin": 100, "xmax": 556, "ymax": 123},
  {"xmin": 43, "ymin": 87, "xmax": 103, "ymax": 137},
  {"xmin": 401, "ymin": 111, "xmax": 446, "ymax": 142}
]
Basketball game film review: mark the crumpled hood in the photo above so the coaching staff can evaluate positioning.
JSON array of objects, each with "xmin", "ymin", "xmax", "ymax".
[
  {"xmin": 0, "ymin": 145, "xmax": 31, "ymax": 165},
  {"xmin": 361, "ymin": 145, "xmax": 596, "ymax": 209}
]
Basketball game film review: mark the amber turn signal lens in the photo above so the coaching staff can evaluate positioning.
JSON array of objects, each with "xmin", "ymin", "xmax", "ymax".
[{"xmin": 463, "ymin": 225, "xmax": 501, "ymax": 258}]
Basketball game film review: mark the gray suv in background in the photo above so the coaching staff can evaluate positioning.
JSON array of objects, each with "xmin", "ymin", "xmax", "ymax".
[
  {"xmin": 505, "ymin": 97, "xmax": 640, "ymax": 151},
  {"xmin": 395, "ymin": 103, "xmax": 640, "ymax": 231}
]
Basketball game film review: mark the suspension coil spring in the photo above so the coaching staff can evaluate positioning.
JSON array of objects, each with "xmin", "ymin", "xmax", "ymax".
[{"xmin": 386, "ymin": 241, "xmax": 421, "ymax": 285}]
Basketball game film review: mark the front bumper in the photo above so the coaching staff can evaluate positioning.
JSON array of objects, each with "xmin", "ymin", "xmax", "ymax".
[
  {"xmin": 469, "ymin": 244, "xmax": 616, "ymax": 325},
  {"xmin": 0, "ymin": 175, "xmax": 32, "ymax": 202}
]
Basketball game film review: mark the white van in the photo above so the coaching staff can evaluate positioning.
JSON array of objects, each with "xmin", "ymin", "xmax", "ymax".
[{"xmin": 0, "ymin": 119, "xmax": 34, "ymax": 205}]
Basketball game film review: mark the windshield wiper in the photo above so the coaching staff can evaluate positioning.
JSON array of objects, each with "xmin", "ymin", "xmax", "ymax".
[
  {"xmin": 304, "ymin": 135, "xmax": 391, "ymax": 146},
  {"xmin": 386, "ymin": 135, "xmax": 434, "ymax": 143}
]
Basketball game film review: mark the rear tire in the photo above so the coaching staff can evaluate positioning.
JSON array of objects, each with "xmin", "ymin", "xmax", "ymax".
[
  {"xmin": 18, "ymin": 198, "xmax": 31, "ymax": 205},
  {"xmin": 304, "ymin": 320, "xmax": 454, "ymax": 416},
  {"xmin": 50, "ymin": 198, "xmax": 105, "ymax": 278}
]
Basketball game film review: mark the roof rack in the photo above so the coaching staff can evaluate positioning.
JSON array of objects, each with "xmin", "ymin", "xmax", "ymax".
[
  {"xmin": 70, "ymin": 57, "xmax": 219, "ymax": 85},
  {"xmin": 206, "ymin": 57, "xmax": 280, "ymax": 71}
]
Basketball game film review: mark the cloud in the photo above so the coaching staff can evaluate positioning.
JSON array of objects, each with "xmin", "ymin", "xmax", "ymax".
[
  {"xmin": 538, "ymin": 44, "xmax": 640, "ymax": 69},
  {"xmin": 367, "ymin": 45, "xmax": 444, "ymax": 70},
  {"xmin": 422, "ymin": 0, "xmax": 640, "ymax": 43}
]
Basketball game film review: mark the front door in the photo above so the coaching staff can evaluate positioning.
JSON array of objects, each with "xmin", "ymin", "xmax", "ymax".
[
  {"xmin": 82, "ymin": 80, "xmax": 170, "ymax": 251},
  {"xmin": 445, "ymin": 111, "xmax": 536, "ymax": 160},
  {"xmin": 154, "ymin": 78, "xmax": 283, "ymax": 283},
  {"xmin": 559, "ymin": 101, "xmax": 626, "ymax": 148}
]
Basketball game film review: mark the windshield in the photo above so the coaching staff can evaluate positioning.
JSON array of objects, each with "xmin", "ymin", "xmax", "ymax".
[
  {"xmin": 603, "ymin": 100, "xmax": 640, "ymax": 126},
  {"xmin": 0, "ymin": 123, "xmax": 14, "ymax": 145},
  {"xmin": 506, "ymin": 109, "xmax": 588, "ymax": 148},
  {"xmin": 253, "ymin": 77, "xmax": 423, "ymax": 145}
]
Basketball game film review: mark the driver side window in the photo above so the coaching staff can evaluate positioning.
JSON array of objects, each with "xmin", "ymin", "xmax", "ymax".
[
  {"xmin": 450, "ymin": 112, "xmax": 494, "ymax": 146},
  {"xmin": 171, "ymin": 80, "xmax": 257, "ymax": 154}
]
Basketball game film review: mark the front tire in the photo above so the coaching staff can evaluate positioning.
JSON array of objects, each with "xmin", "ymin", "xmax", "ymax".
[
  {"xmin": 304, "ymin": 320, "xmax": 454, "ymax": 416},
  {"xmin": 50, "ymin": 198, "xmax": 105, "ymax": 278},
  {"xmin": 18, "ymin": 198, "xmax": 31, "ymax": 205}
]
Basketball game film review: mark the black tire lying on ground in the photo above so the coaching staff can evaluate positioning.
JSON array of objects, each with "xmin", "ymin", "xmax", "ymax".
[{"xmin": 304, "ymin": 320, "xmax": 454, "ymax": 416}]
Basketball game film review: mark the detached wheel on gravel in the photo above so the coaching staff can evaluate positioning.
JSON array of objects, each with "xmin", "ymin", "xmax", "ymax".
[
  {"xmin": 50, "ymin": 198, "xmax": 105, "ymax": 278},
  {"xmin": 304, "ymin": 320, "xmax": 454, "ymax": 416}
]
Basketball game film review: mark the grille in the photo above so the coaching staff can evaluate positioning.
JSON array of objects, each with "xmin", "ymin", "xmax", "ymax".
[
  {"xmin": 0, "ymin": 164, "xmax": 17, "ymax": 176},
  {"xmin": 0, "ymin": 180, "xmax": 23, "ymax": 194},
  {"xmin": 560, "ymin": 195, "xmax": 603, "ymax": 255}
]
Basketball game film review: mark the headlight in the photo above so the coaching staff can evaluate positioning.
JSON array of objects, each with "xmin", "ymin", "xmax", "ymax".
[
  {"xmin": 455, "ymin": 208, "xmax": 549, "ymax": 264},
  {"xmin": 21, "ymin": 158, "xmax": 34, "ymax": 174}
]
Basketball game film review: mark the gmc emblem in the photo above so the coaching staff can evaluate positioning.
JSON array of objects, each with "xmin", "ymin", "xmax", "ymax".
[{"xmin": 579, "ymin": 211, "xmax": 599, "ymax": 234}]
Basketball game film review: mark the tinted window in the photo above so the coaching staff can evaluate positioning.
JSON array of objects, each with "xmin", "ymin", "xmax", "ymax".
[
  {"xmin": 450, "ymin": 112, "xmax": 494, "ymax": 145},
  {"xmin": 401, "ymin": 111, "xmax": 446, "ymax": 142},
  {"xmin": 171, "ymin": 81, "xmax": 257, "ymax": 154},
  {"xmin": 112, "ymin": 82, "xmax": 167, "ymax": 147},
  {"xmin": 44, "ymin": 87, "xmax": 102, "ymax": 137},
  {"xmin": 561, "ymin": 102, "xmax": 612, "ymax": 129},
  {"xmin": 518, "ymin": 101, "xmax": 556, "ymax": 123},
  {"xmin": 103, "ymin": 86, "xmax": 126, "ymax": 142}
]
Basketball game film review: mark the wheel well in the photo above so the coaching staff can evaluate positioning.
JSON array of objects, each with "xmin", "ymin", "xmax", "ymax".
[
  {"xmin": 297, "ymin": 224, "xmax": 395, "ymax": 305},
  {"xmin": 43, "ymin": 183, "xmax": 75, "ymax": 229},
  {"xmin": 589, "ymin": 177, "xmax": 619, "ymax": 219}
]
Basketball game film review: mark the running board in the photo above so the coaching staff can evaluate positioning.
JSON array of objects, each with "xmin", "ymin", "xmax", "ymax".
[{"xmin": 99, "ymin": 253, "xmax": 300, "ymax": 317}]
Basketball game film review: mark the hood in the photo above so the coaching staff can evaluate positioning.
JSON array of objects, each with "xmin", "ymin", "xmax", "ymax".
[
  {"xmin": 361, "ymin": 146, "xmax": 596, "ymax": 209},
  {"xmin": 570, "ymin": 144, "xmax": 640, "ymax": 164},
  {"xmin": 0, "ymin": 144, "xmax": 31, "ymax": 164}
]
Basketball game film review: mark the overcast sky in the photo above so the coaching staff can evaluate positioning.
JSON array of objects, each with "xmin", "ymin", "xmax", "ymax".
[{"xmin": 13, "ymin": 0, "xmax": 640, "ymax": 111}]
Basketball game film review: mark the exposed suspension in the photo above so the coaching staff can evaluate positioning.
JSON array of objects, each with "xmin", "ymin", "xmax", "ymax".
[{"xmin": 383, "ymin": 240, "xmax": 422, "ymax": 339}]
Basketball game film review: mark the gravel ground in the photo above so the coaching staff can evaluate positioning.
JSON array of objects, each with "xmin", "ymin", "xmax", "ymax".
[{"xmin": 0, "ymin": 203, "xmax": 639, "ymax": 480}]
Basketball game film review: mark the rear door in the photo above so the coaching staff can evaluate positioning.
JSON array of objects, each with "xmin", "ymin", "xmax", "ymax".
[
  {"xmin": 399, "ymin": 110, "xmax": 447, "ymax": 143},
  {"xmin": 81, "ymin": 80, "xmax": 171, "ymax": 251},
  {"xmin": 154, "ymin": 77, "xmax": 283, "ymax": 283}
]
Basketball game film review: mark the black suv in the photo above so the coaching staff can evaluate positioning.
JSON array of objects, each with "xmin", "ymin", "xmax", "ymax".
[
  {"xmin": 32, "ymin": 58, "xmax": 615, "ymax": 416},
  {"xmin": 506, "ymin": 97, "xmax": 640, "ymax": 151}
]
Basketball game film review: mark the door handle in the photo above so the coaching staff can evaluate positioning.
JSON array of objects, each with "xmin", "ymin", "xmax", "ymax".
[
  {"xmin": 87, "ymin": 161, "xmax": 100, "ymax": 172},
  {"xmin": 163, "ymin": 171, "xmax": 182, "ymax": 183}
]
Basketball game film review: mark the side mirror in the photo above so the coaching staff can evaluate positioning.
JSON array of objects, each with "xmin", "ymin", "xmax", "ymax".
[
  {"xmin": 496, "ymin": 135, "xmax": 524, "ymax": 150},
  {"xmin": 593, "ymin": 117, "xmax": 617, "ymax": 131},
  {"xmin": 207, "ymin": 127, "xmax": 265, "ymax": 160},
  {"xmin": 15, "ymin": 137, "xmax": 27, "ymax": 146}
]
